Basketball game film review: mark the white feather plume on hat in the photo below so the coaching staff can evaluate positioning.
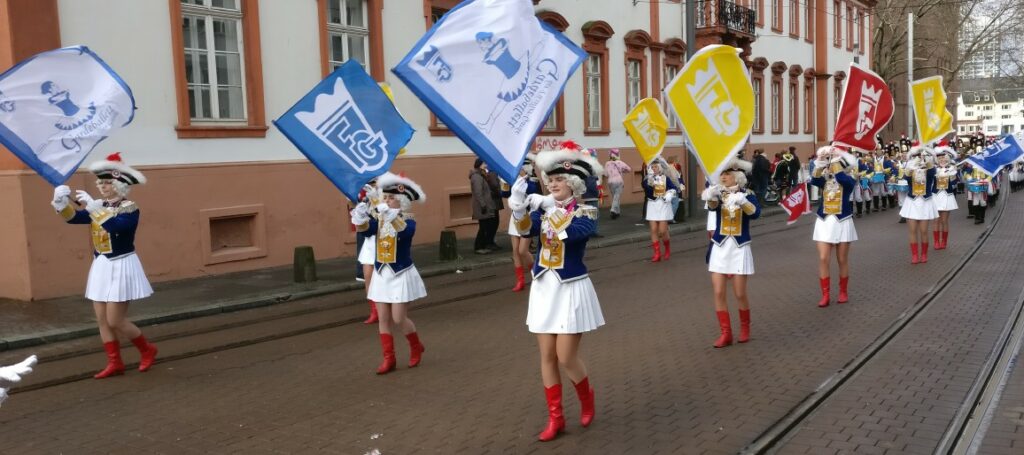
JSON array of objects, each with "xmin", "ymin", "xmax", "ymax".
[
  {"xmin": 533, "ymin": 148, "xmax": 604, "ymax": 182},
  {"xmin": 376, "ymin": 172, "xmax": 426, "ymax": 203},
  {"xmin": 88, "ymin": 152, "xmax": 146, "ymax": 185}
]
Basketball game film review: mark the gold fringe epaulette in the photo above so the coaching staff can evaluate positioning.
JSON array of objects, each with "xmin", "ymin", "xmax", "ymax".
[{"xmin": 575, "ymin": 205, "xmax": 598, "ymax": 220}]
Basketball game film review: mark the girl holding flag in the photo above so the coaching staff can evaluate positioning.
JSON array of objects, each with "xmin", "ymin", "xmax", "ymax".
[
  {"xmin": 350, "ymin": 173, "xmax": 428, "ymax": 375},
  {"xmin": 50, "ymin": 153, "xmax": 159, "ymax": 379},
  {"xmin": 931, "ymin": 146, "xmax": 960, "ymax": 250},
  {"xmin": 642, "ymin": 157, "xmax": 683, "ymax": 262},
  {"xmin": 701, "ymin": 157, "xmax": 760, "ymax": 347},
  {"xmin": 510, "ymin": 145, "xmax": 604, "ymax": 442},
  {"xmin": 810, "ymin": 147, "xmax": 858, "ymax": 307},
  {"xmin": 505, "ymin": 153, "xmax": 541, "ymax": 292},
  {"xmin": 900, "ymin": 145, "xmax": 939, "ymax": 264}
]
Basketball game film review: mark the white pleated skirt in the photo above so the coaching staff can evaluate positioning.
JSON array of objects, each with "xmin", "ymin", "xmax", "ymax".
[
  {"xmin": 812, "ymin": 216, "xmax": 858, "ymax": 244},
  {"xmin": 933, "ymin": 191, "xmax": 958, "ymax": 212},
  {"xmin": 85, "ymin": 253, "xmax": 154, "ymax": 303},
  {"xmin": 527, "ymin": 272, "xmax": 605, "ymax": 334},
  {"xmin": 708, "ymin": 237, "xmax": 755, "ymax": 275},
  {"xmin": 367, "ymin": 265, "xmax": 427, "ymax": 304},
  {"xmin": 646, "ymin": 199, "xmax": 674, "ymax": 221},
  {"xmin": 899, "ymin": 196, "xmax": 939, "ymax": 220},
  {"xmin": 358, "ymin": 235, "xmax": 376, "ymax": 265}
]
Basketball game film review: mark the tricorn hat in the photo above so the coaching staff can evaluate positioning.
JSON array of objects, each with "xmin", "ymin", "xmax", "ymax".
[
  {"xmin": 376, "ymin": 172, "xmax": 426, "ymax": 203},
  {"xmin": 534, "ymin": 140, "xmax": 604, "ymax": 181},
  {"xmin": 88, "ymin": 153, "xmax": 146, "ymax": 185}
]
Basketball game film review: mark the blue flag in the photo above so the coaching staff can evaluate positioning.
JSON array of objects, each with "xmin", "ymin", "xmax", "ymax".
[
  {"xmin": 274, "ymin": 60, "xmax": 414, "ymax": 201},
  {"xmin": 965, "ymin": 133, "xmax": 1024, "ymax": 177},
  {"xmin": 0, "ymin": 46, "xmax": 135, "ymax": 186},
  {"xmin": 391, "ymin": 0, "xmax": 585, "ymax": 183}
]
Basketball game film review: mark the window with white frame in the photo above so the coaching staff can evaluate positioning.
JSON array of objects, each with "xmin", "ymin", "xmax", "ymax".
[
  {"xmin": 771, "ymin": 0, "xmax": 779, "ymax": 29},
  {"xmin": 585, "ymin": 53, "xmax": 602, "ymax": 131},
  {"xmin": 326, "ymin": 0, "xmax": 369, "ymax": 71},
  {"xmin": 753, "ymin": 78, "xmax": 762, "ymax": 132},
  {"xmin": 966, "ymin": 111, "xmax": 974, "ymax": 116},
  {"xmin": 852, "ymin": 11, "xmax": 860, "ymax": 51},
  {"xmin": 627, "ymin": 59, "xmax": 642, "ymax": 110},
  {"xmin": 664, "ymin": 65, "xmax": 680, "ymax": 129},
  {"xmin": 181, "ymin": 0, "xmax": 246, "ymax": 121},
  {"xmin": 833, "ymin": 1, "xmax": 841, "ymax": 46},
  {"xmin": 834, "ymin": 84, "xmax": 842, "ymax": 119},
  {"xmin": 772, "ymin": 80, "xmax": 781, "ymax": 132}
]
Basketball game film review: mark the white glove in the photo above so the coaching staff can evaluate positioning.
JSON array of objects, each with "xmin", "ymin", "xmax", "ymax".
[
  {"xmin": 85, "ymin": 199, "xmax": 105, "ymax": 214},
  {"xmin": 904, "ymin": 159, "xmax": 920, "ymax": 171},
  {"xmin": 664, "ymin": 190, "xmax": 676, "ymax": 202},
  {"xmin": 701, "ymin": 186, "xmax": 721, "ymax": 201},
  {"xmin": 349, "ymin": 202, "xmax": 370, "ymax": 225},
  {"xmin": 508, "ymin": 178, "xmax": 528, "ymax": 210},
  {"xmin": 814, "ymin": 159, "xmax": 828, "ymax": 170},
  {"xmin": 380, "ymin": 207, "xmax": 400, "ymax": 223},
  {"xmin": 51, "ymin": 185, "xmax": 71, "ymax": 210},
  {"xmin": 75, "ymin": 190, "xmax": 94, "ymax": 205},
  {"xmin": 525, "ymin": 194, "xmax": 555, "ymax": 212},
  {"xmin": 0, "ymin": 355, "xmax": 37, "ymax": 383},
  {"xmin": 726, "ymin": 192, "xmax": 748, "ymax": 207}
]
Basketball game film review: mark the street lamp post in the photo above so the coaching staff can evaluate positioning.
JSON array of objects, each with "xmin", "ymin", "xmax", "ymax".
[{"xmin": 684, "ymin": 0, "xmax": 698, "ymax": 220}]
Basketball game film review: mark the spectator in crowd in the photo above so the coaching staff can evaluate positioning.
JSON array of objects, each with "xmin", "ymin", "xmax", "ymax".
[
  {"xmin": 772, "ymin": 150, "xmax": 793, "ymax": 198},
  {"xmin": 470, "ymin": 159, "xmax": 499, "ymax": 254},
  {"xmin": 603, "ymin": 149, "xmax": 632, "ymax": 219},
  {"xmin": 751, "ymin": 149, "xmax": 771, "ymax": 203},
  {"xmin": 770, "ymin": 152, "xmax": 782, "ymax": 174},
  {"xmin": 787, "ymin": 146, "xmax": 802, "ymax": 188},
  {"xmin": 484, "ymin": 161, "xmax": 504, "ymax": 251}
]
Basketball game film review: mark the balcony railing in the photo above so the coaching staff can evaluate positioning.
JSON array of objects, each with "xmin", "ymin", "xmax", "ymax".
[{"xmin": 696, "ymin": 0, "xmax": 756, "ymax": 36}]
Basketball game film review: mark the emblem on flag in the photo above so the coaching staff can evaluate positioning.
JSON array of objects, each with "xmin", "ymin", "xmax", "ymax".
[
  {"xmin": 664, "ymin": 45, "xmax": 753, "ymax": 180},
  {"xmin": 780, "ymin": 182, "xmax": 812, "ymax": 225},
  {"xmin": 910, "ymin": 76, "xmax": 954, "ymax": 145},
  {"xmin": 0, "ymin": 46, "xmax": 135, "ymax": 186},
  {"xmin": 834, "ymin": 64, "xmax": 894, "ymax": 151},
  {"xmin": 274, "ymin": 60, "xmax": 414, "ymax": 202},
  {"xmin": 391, "ymin": 0, "xmax": 585, "ymax": 183},
  {"xmin": 622, "ymin": 98, "xmax": 669, "ymax": 165},
  {"xmin": 965, "ymin": 133, "xmax": 1024, "ymax": 177}
]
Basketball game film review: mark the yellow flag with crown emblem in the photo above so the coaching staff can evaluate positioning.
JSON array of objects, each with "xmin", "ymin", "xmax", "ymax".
[
  {"xmin": 664, "ymin": 45, "xmax": 753, "ymax": 179},
  {"xmin": 623, "ymin": 98, "xmax": 669, "ymax": 164},
  {"xmin": 910, "ymin": 76, "xmax": 954, "ymax": 145}
]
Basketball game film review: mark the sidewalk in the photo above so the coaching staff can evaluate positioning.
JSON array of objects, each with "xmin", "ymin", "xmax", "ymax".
[{"xmin": 0, "ymin": 202, "xmax": 783, "ymax": 350}]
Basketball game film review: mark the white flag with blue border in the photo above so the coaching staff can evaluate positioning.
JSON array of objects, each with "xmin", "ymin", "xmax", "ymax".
[
  {"xmin": 392, "ymin": 0, "xmax": 585, "ymax": 183},
  {"xmin": 965, "ymin": 133, "xmax": 1024, "ymax": 177},
  {"xmin": 0, "ymin": 46, "xmax": 135, "ymax": 186},
  {"xmin": 274, "ymin": 60, "xmax": 414, "ymax": 202}
]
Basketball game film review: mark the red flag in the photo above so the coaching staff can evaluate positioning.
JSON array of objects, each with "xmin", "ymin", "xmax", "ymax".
[
  {"xmin": 780, "ymin": 182, "xmax": 811, "ymax": 225},
  {"xmin": 834, "ymin": 64, "xmax": 894, "ymax": 151}
]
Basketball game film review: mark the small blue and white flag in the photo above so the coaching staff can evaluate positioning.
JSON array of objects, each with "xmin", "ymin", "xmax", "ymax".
[
  {"xmin": 0, "ymin": 46, "xmax": 135, "ymax": 186},
  {"xmin": 965, "ymin": 133, "xmax": 1024, "ymax": 177},
  {"xmin": 275, "ymin": 60, "xmax": 414, "ymax": 202},
  {"xmin": 392, "ymin": 0, "xmax": 585, "ymax": 183}
]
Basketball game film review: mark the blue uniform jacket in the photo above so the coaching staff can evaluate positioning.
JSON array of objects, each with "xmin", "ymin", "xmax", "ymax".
[
  {"xmin": 362, "ymin": 216, "xmax": 417, "ymax": 274},
  {"xmin": 810, "ymin": 171, "xmax": 856, "ymax": 221},
  {"xmin": 519, "ymin": 204, "xmax": 597, "ymax": 282},
  {"xmin": 59, "ymin": 201, "xmax": 140, "ymax": 259},
  {"xmin": 641, "ymin": 175, "xmax": 681, "ymax": 201},
  {"xmin": 931, "ymin": 167, "xmax": 960, "ymax": 194},
  {"xmin": 709, "ymin": 193, "xmax": 761, "ymax": 246}
]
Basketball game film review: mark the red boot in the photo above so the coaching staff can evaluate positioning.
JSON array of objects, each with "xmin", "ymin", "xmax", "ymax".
[
  {"xmin": 713, "ymin": 311, "xmax": 733, "ymax": 348},
  {"xmin": 512, "ymin": 266, "xmax": 526, "ymax": 292},
  {"xmin": 818, "ymin": 277, "xmax": 831, "ymax": 308},
  {"xmin": 363, "ymin": 300, "xmax": 378, "ymax": 324},
  {"xmin": 837, "ymin": 277, "xmax": 849, "ymax": 304},
  {"xmin": 406, "ymin": 332, "xmax": 425, "ymax": 368},
  {"xmin": 376, "ymin": 333, "xmax": 396, "ymax": 375},
  {"xmin": 538, "ymin": 384, "xmax": 565, "ymax": 441},
  {"xmin": 662, "ymin": 239, "xmax": 671, "ymax": 261},
  {"xmin": 942, "ymin": 231, "xmax": 949, "ymax": 250},
  {"xmin": 910, "ymin": 243, "xmax": 920, "ymax": 264},
  {"xmin": 651, "ymin": 242, "xmax": 662, "ymax": 263},
  {"xmin": 94, "ymin": 341, "xmax": 125, "ymax": 379},
  {"xmin": 933, "ymin": 231, "xmax": 941, "ymax": 249},
  {"xmin": 920, "ymin": 243, "xmax": 929, "ymax": 263},
  {"xmin": 738, "ymin": 309, "xmax": 751, "ymax": 343},
  {"xmin": 573, "ymin": 377, "xmax": 595, "ymax": 427},
  {"xmin": 131, "ymin": 335, "xmax": 158, "ymax": 372}
]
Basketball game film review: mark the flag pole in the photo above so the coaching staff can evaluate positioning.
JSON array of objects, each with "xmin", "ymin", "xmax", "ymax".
[
  {"xmin": 907, "ymin": 12, "xmax": 914, "ymax": 140},
  {"xmin": 684, "ymin": 0, "xmax": 698, "ymax": 220}
]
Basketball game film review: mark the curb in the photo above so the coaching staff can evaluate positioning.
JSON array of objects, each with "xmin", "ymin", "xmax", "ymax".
[{"xmin": 1, "ymin": 206, "xmax": 784, "ymax": 351}]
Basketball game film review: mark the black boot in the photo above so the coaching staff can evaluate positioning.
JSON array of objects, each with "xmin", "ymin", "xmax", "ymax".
[
  {"xmin": 881, "ymin": 195, "xmax": 888, "ymax": 210},
  {"xmin": 889, "ymin": 195, "xmax": 897, "ymax": 209},
  {"xmin": 967, "ymin": 204, "xmax": 975, "ymax": 219},
  {"xmin": 975, "ymin": 206, "xmax": 986, "ymax": 224},
  {"xmin": 872, "ymin": 196, "xmax": 881, "ymax": 212},
  {"xmin": 856, "ymin": 202, "xmax": 863, "ymax": 218},
  {"xmin": 865, "ymin": 199, "xmax": 872, "ymax": 214}
]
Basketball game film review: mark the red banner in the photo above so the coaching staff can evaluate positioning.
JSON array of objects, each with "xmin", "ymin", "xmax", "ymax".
[
  {"xmin": 834, "ymin": 64, "xmax": 894, "ymax": 151},
  {"xmin": 780, "ymin": 182, "xmax": 811, "ymax": 225}
]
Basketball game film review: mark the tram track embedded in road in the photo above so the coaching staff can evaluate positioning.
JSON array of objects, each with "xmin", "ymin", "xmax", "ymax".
[{"xmin": 740, "ymin": 194, "xmax": 1012, "ymax": 455}]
